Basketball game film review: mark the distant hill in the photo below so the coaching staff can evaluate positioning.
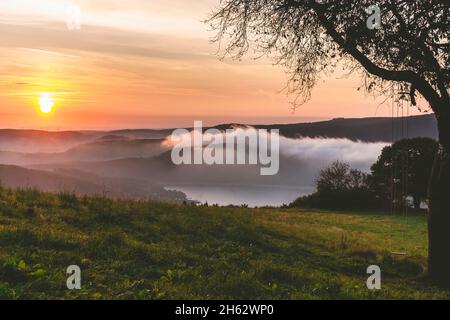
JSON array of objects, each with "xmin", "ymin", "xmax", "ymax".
[
  {"xmin": 108, "ymin": 128, "xmax": 174, "ymax": 139},
  {"xmin": 0, "ymin": 165, "xmax": 187, "ymax": 202},
  {"xmin": 0, "ymin": 138, "xmax": 169, "ymax": 165},
  {"xmin": 215, "ymin": 114, "xmax": 438, "ymax": 142},
  {"xmin": 106, "ymin": 114, "xmax": 438, "ymax": 142},
  {"xmin": 61, "ymin": 138, "xmax": 168, "ymax": 162},
  {"xmin": 0, "ymin": 129, "xmax": 169, "ymax": 154},
  {"xmin": 0, "ymin": 114, "xmax": 437, "ymax": 203},
  {"xmin": 0, "ymin": 129, "xmax": 94, "ymax": 153},
  {"xmin": 0, "ymin": 115, "xmax": 437, "ymax": 154},
  {"xmin": 27, "ymin": 147, "xmax": 360, "ymax": 191}
]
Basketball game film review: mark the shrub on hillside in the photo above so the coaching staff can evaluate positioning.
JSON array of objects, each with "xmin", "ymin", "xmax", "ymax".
[{"xmin": 290, "ymin": 161, "xmax": 380, "ymax": 210}]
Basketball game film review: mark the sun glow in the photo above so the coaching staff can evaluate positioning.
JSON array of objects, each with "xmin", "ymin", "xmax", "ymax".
[{"xmin": 39, "ymin": 93, "xmax": 54, "ymax": 113}]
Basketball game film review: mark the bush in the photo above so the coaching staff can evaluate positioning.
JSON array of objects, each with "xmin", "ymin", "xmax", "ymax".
[
  {"xmin": 291, "ymin": 188, "xmax": 380, "ymax": 210},
  {"xmin": 291, "ymin": 161, "xmax": 380, "ymax": 210}
]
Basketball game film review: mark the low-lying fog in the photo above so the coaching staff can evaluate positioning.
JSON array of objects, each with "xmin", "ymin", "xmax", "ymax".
[
  {"xmin": 162, "ymin": 130, "xmax": 388, "ymax": 206},
  {"xmin": 0, "ymin": 128, "xmax": 388, "ymax": 207}
]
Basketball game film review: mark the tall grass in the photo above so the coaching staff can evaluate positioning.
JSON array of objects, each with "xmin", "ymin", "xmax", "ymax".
[{"xmin": 0, "ymin": 186, "xmax": 447, "ymax": 299}]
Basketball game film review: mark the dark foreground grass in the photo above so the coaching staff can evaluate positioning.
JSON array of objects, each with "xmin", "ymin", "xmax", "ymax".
[{"xmin": 0, "ymin": 187, "xmax": 448, "ymax": 300}]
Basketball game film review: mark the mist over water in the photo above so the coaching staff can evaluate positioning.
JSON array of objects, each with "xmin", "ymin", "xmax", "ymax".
[
  {"xmin": 163, "ymin": 131, "xmax": 388, "ymax": 206},
  {"xmin": 279, "ymin": 136, "xmax": 389, "ymax": 172},
  {"xmin": 165, "ymin": 185, "xmax": 315, "ymax": 207},
  {"xmin": 0, "ymin": 127, "xmax": 389, "ymax": 207}
]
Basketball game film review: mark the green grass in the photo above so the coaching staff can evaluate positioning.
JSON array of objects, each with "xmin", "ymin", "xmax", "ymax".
[{"xmin": 0, "ymin": 187, "xmax": 448, "ymax": 300}]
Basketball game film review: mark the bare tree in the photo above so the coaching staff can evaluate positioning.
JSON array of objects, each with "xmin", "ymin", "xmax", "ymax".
[
  {"xmin": 208, "ymin": 0, "xmax": 450, "ymax": 285},
  {"xmin": 316, "ymin": 161, "xmax": 368, "ymax": 192}
]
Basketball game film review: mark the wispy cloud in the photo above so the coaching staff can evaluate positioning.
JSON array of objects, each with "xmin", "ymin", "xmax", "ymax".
[{"xmin": 20, "ymin": 48, "xmax": 79, "ymax": 59}]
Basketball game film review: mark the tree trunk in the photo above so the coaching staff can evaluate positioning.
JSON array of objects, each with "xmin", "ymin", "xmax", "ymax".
[{"xmin": 428, "ymin": 109, "xmax": 450, "ymax": 287}]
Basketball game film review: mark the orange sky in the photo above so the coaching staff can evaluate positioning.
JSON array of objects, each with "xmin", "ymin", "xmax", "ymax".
[{"xmin": 0, "ymin": 0, "xmax": 428, "ymax": 130}]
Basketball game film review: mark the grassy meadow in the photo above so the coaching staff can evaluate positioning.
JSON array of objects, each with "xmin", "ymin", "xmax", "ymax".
[{"xmin": 0, "ymin": 187, "xmax": 448, "ymax": 300}]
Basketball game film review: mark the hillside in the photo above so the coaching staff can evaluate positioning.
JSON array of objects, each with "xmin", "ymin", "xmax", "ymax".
[
  {"xmin": 0, "ymin": 165, "xmax": 187, "ymax": 202},
  {"xmin": 0, "ymin": 115, "xmax": 435, "ymax": 206},
  {"xmin": 0, "ymin": 129, "xmax": 94, "ymax": 153},
  {"xmin": 253, "ymin": 114, "xmax": 438, "ymax": 141},
  {"xmin": 0, "ymin": 187, "xmax": 448, "ymax": 299},
  {"xmin": 27, "ymin": 149, "xmax": 322, "ymax": 190},
  {"xmin": 212, "ymin": 114, "xmax": 438, "ymax": 142},
  {"xmin": 0, "ymin": 138, "xmax": 168, "ymax": 166},
  {"xmin": 0, "ymin": 115, "xmax": 437, "ymax": 154}
]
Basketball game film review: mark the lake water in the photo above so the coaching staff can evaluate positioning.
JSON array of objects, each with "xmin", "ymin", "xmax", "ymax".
[{"xmin": 165, "ymin": 185, "xmax": 315, "ymax": 207}]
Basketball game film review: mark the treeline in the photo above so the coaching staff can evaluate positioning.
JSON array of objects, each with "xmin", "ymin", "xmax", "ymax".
[{"xmin": 290, "ymin": 137, "xmax": 438, "ymax": 211}]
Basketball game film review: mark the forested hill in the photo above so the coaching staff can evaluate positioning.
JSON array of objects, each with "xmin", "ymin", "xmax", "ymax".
[
  {"xmin": 215, "ymin": 114, "xmax": 438, "ymax": 142},
  {"xmin": 0, "ymin": 115, "xmax": 437, "ymax": 151}
]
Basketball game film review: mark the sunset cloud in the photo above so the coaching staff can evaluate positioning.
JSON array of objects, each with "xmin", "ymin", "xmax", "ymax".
[{"xmin": 0, "ymin": 0, "xmax": 423, "ymax": 130}]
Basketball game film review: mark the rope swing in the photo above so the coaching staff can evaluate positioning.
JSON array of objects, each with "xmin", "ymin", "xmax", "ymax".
[{"xmin": 389, "ymin": 95, "xmax": 410, "ymax": 256}]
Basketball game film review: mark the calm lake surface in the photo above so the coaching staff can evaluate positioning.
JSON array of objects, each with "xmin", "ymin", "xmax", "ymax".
[{"xmin": 165, "ymin": 185, "xmax": 315, "ymax": 207}]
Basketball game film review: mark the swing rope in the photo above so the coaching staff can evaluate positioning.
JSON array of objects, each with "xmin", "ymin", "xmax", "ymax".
[
  {"xmin": 390, "ymin": 96, "xmax": 409, "ymax": 256},
  {"xmin": 389, "ymin": 99, "xmax": 395, "ymax": 254}
]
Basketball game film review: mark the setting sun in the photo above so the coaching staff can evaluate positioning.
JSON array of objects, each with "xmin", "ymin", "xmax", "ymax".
[{"xmin": 39, "ymin": 93, "xmax": 54, "ymax": 113}]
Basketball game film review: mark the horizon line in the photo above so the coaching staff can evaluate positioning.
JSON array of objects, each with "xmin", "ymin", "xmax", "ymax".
[{"xmin": 0, "ymin": 114, "xmax": 434, "ymax": 132}]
